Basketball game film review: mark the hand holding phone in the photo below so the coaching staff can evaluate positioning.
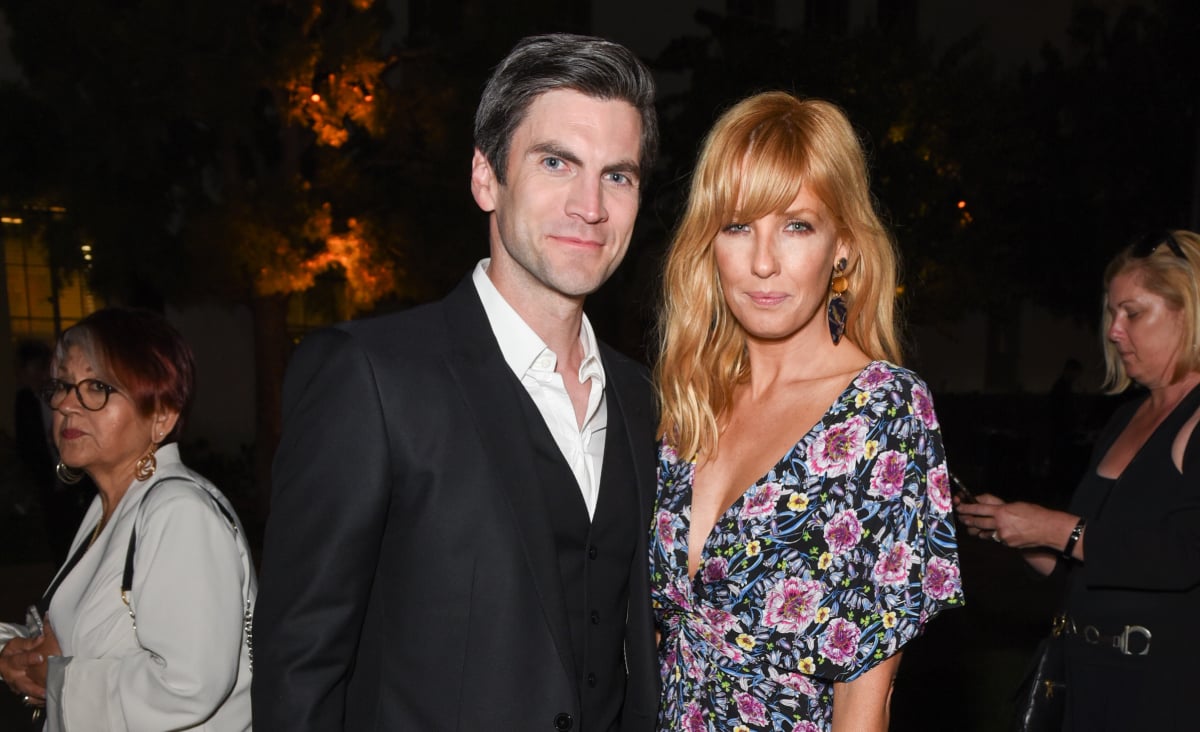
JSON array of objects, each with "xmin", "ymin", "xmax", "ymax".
[{"xmin": 949, "ymin": 473, "xmax": 976, "ymax": 503}]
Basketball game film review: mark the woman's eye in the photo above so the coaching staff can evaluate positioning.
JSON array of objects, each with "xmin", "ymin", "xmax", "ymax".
[
  {"xmin": 785, "ymin": 220, "xmax": 812, "ymax": 233},
  {"xmin": 722, "ymin": 223, "xmax": 750, "ymax": 234}
]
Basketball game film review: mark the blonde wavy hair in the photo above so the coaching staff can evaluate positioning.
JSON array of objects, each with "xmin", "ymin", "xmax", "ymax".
[
  {"xmin": 1101, "ymin": 229, "xmax": 1200, "ymax": 393},
  {"xmin": 656, "ymin": 92, "xmax": 902, "ymax": 459}
]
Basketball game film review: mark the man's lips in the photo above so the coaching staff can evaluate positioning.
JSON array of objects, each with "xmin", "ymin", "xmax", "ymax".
[{"xmin": 549, "ymin": 234, "xmax": 603, "ymax": 247}]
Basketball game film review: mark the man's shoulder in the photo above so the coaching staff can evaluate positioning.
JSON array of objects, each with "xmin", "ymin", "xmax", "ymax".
[{"xmin": 318, "ymin": 280, "xmax": 478, "ymax": 351}]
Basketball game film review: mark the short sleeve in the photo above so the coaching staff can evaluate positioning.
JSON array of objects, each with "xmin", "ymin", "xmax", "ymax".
[{"xmin": 804, "ymin": 366, "xmax": 964, "ymax": 682}]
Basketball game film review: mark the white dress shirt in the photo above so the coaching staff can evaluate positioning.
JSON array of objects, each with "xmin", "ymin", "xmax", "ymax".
[{"xmin": 473, "ymin": 259, "xmax": 607, "ymax": 519}]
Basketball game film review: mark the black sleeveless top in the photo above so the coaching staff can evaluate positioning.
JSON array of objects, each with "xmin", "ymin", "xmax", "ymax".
[{"xmin": 1064, "ymin": 383, "xmax": 1200, "ymax": 663}]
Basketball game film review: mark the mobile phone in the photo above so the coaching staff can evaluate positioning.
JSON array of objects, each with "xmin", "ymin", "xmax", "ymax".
[{"xmin": 949, "ymin": 473, "xmax": 977, "ymax": 503}]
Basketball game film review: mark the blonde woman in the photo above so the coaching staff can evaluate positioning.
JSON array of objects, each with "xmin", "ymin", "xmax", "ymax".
[
  {"xmin": 652, "ymin": 92, "xmax": 963, "ymax": 731},
  {"xmin": 958, "ymin": 231, "xmax": 1200, "ymax": 730}
]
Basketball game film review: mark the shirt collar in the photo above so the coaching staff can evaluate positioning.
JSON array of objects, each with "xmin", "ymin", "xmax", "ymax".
[{"xmin": 472, "ymin": 259, "xmax": 605, "ymax": 387}]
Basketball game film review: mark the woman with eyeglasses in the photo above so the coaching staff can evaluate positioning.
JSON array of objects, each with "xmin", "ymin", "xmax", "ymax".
[
  {"xmin": 0, "ymin": 308, "xmax": 254, "ymax": 731},
  {"xmin": 957, "ymin": 230, "xmax": 1200, "ymax": 730}
]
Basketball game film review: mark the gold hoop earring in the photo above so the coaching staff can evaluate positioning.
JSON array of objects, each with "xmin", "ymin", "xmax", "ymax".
[
  {"xmin": 56, "ymin": 462, "xmax": 85, "ymax": 485},
  {"xmin": 135, "ymin": 444, "xmax": 159, "ymax": 481}
]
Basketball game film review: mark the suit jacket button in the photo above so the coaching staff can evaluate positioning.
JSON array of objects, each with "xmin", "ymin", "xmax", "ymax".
[
  {"xmin": 554, "ymin": 712, "xmax": 573, "ymax": 730},
  {"xmin": 590, "ymin": 610, "xmax": 600, "ymax": 625},
  {"xmin": 587, "ymin": 672, "xmax": 597, "ymax": 687},
  {"xmin": 588, "ymin": 545, "xmax": 598, "ymax": 559}
]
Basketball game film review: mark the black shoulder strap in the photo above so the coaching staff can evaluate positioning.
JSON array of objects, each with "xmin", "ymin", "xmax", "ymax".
[
  {"xmin": 121, "ymin": 477, "xmax": 238, "ymax": 597},
  {"xmin": 37, "ymin": 522, "xmax": 99, "ymax": 616},
  {"xmin": 1176, "ymin": 384, "xmax": 1200, "ymax": 475}
]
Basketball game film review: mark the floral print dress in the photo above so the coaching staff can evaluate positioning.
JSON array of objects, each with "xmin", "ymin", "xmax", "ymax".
[{"xmin": 651, "ymin": 361, "xmax": 964, "ymax": 732}]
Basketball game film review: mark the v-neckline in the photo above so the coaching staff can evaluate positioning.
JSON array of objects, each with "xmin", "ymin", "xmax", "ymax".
[
  {"xmin": 1095, "ymin": 381, "xmax": 1200, "ymax": 481},
  {"xmin": 681, "ymin": 361, "xmax": 881, "ymax": 582}
]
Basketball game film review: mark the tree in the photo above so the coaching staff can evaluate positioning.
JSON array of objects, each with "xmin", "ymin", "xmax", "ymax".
[{"xmin": 1, "ymin": 0, "xmax": 404, "ymax": 513}]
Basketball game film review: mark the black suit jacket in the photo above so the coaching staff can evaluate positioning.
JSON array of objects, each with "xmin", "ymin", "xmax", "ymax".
[{"xmin": 252, "ymin": 278, "xmax": 659, "ymax": 731}]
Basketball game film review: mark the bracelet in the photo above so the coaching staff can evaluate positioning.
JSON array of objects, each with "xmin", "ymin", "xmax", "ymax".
[{"xmin": 1061, "ymin": 517, "xmax": 1086, "ymax": 560}]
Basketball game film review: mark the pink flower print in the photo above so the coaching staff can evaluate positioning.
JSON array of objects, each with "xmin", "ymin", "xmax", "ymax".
[
  {"xmin": 665, "ymin": 581, "xmax": 689, "ymax": 610},
  {"xmin": 823, "ymin": 509, "xmax": 863, "ymax": 555},
  {"xmin": 873, "ymin": 541, "xmax": 915, "ymax": 585},
  {"xmin": 762, "ymin": 577, "xmax": 824, "ymax": 634},
  {"xmin": 911, "ymin": 383, "xmax": 939, "ymax": 429},
  {"xmin": 795, "ymin": 722, "xmax": 821, "ymax": 732},
  {"xmin": 807, "ymin": 416, "xmax": 869, "ymax": 477},
  {"xmin": 741, "ymin": 481, "xmax": 782, "ymax": 519},
  {"xmin": 854, "ymin": 361, "xmax": 895, "ymax": 392},
  {"xmin": 868, "ymin": 450, "xmax": 908, "ymax": 499},
  {"xmin": 927, "ymin": 463, "xmax": 952, "ymax": 514},
  {"xmin": 701, "ymin": 556, "xmax": 728, "ymax": 584},
  {"xmin": 656, "ymin": 510, "xmax": 676, "ymax": 553},
  {"xmin": 819, "ymin": 617, "xmax": 862, "ymax": 665},
  {"xmin": 771, "ymin": 670, "xmax": 819, "ymax": 697},
  {"xmin": 661, "ymin": 443, "xmax": 679, "ymax": 464},
  {"xmin": 682, "ymin": 702, "xmax": 707, "ymax": 732},
  {"xmin": 734, "ymin": 692, "xmax": 769, "ymax": 726},
  {"xmin": 923, "ymin": 556, "xmax": 962, "ymax": 600},
  {"xmin": 699, "ymin": 606, "xmax": 738, "ymax": 634}
]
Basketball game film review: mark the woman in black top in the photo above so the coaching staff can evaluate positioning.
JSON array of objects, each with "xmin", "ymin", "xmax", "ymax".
[{"xmin": 957, "ymin": 230, "xmax": 1200, "ymax": 730}]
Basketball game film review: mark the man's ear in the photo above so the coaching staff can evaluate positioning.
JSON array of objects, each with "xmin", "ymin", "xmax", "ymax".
[{"xmin": 470, "ymin": 148, "xmax": 498, "ymax": 213}]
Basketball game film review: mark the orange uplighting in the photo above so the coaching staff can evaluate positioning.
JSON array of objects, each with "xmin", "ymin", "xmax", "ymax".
[
  {"xmin": 957, "ymin": 200, "xmax": 967, "ymax": 209},
  {"xmin": 284, "ymin": 57, "xmax": 386, "ymax": 148}
]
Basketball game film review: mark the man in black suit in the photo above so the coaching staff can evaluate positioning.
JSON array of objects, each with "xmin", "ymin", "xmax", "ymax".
[{"xmin": 252, "ymin": 34, "xmax": 660, "ymax": 732}]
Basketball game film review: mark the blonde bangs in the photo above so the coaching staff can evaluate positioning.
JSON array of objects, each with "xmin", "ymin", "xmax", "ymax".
[{"xmin": 657, "ymin": 92, "xmax": 904, "ymax": 459}]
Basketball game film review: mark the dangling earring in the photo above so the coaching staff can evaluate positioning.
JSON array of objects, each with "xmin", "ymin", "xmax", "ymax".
[
  {"xmin": 827, "ymin": 257, "xmax": 849, "ymax": 345},
  {"xmin": 56, "ymin": 462, "xmax": 85, "ymax": 485},
  {"xmin": 135, "ymin": 443, "xmax": 159, "ymax": 481}
]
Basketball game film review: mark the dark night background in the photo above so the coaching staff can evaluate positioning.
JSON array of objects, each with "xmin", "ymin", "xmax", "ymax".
[{"xmin": 1, "ymin": 1, "xmax": 1197, "ymax": 729}]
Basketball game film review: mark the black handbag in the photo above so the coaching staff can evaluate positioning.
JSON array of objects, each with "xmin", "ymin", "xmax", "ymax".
[{"xmin": 1012, "ymin": 615, "xmax": 1068, "ymax": 732}]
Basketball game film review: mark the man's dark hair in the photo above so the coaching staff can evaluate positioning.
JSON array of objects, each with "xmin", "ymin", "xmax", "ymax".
[{"xmin": 474, "ymin": 33, "xmax": 658, "ymax": 185}]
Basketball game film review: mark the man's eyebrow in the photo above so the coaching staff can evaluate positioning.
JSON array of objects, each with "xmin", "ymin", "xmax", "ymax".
[
  {"xmin": 603, "ymin": 159, "xmax": 642, "ymax": 180},
  {"xmin": 528, "ymin": 142, "xmax": 582, "ymax": 167},
  {"xmin": 527, "ymin": 142, "xmax": 641, "ymax": 180}
]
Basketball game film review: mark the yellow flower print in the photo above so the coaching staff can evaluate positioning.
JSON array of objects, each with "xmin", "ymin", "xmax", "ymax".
[
  {"xmin": 883, "ymin": 611, "xmax": 897, "ymax": 629},
  {"xmin": 818, "ymin": 552, "xmax": 833, "ymax": 570},
  {"xmin": 855, "ymin": 390, "xmax": 870, "ymax": 407},
  {"xmin": 735, "ymin": 727, "xmax": 751, "ymax": 732},
  {"xmin": 815, "ymin": 607, "xmax": 831, "ymax": 623},
  {"xmin": 736, "ymin": 634, "xmax": 756, "ymax": 650},
  {"xmin": 864, "ymin": 440, "xmax": 879, "ymax": 460},
  {"xmin": 788, "ymin": 492, "xmax": 809, "ymax": 512},
  {"xmin": 799, "ymin": 657, "xmax": 815, "ymax": 674},
  {"xmin": 746, "ymin": 540, "xmax": 762, "ymax": 557}
]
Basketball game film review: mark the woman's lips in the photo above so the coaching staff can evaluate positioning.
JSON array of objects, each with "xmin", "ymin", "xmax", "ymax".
[{"xmin": 747, "ymin": 291, "xmax": 788, "ymax": 306}]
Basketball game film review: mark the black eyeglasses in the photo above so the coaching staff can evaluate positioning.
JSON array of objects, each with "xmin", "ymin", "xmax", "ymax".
[
  {"xmin": 1132, "ymin": 231, "xmax": 1186, "ymax": 259},
  {"xmin": 41, "ymin": 378, "xmax": 120, "ymax": 411}
]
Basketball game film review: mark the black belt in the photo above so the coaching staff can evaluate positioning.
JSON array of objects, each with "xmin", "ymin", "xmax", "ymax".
[{"xmin": 1061, "ymin": 616, "xmax": 1152, "ymax": 656}]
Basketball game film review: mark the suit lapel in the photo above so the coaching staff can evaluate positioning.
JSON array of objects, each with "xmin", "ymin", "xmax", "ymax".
[
  {"xmin": 440, "ymin": 279, "xmax": 578, "ymax": 683},
  {"xmin": 601, "ymin": 348, "xmax": 655, "ymax": 517}
]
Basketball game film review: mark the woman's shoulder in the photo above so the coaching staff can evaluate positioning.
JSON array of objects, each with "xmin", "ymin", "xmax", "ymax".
[
  {"xmin": 135, "ymin": 462, "xmax": 233, "ymax": 524},
  {"xmin": 850, "ymin": 361, "xmax": 933, "ymax": 398}
]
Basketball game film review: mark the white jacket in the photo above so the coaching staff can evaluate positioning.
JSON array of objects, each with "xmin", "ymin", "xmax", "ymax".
[{"xmin": 12, "ymin": 444, "xmax": 255, "ymax": 731}]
